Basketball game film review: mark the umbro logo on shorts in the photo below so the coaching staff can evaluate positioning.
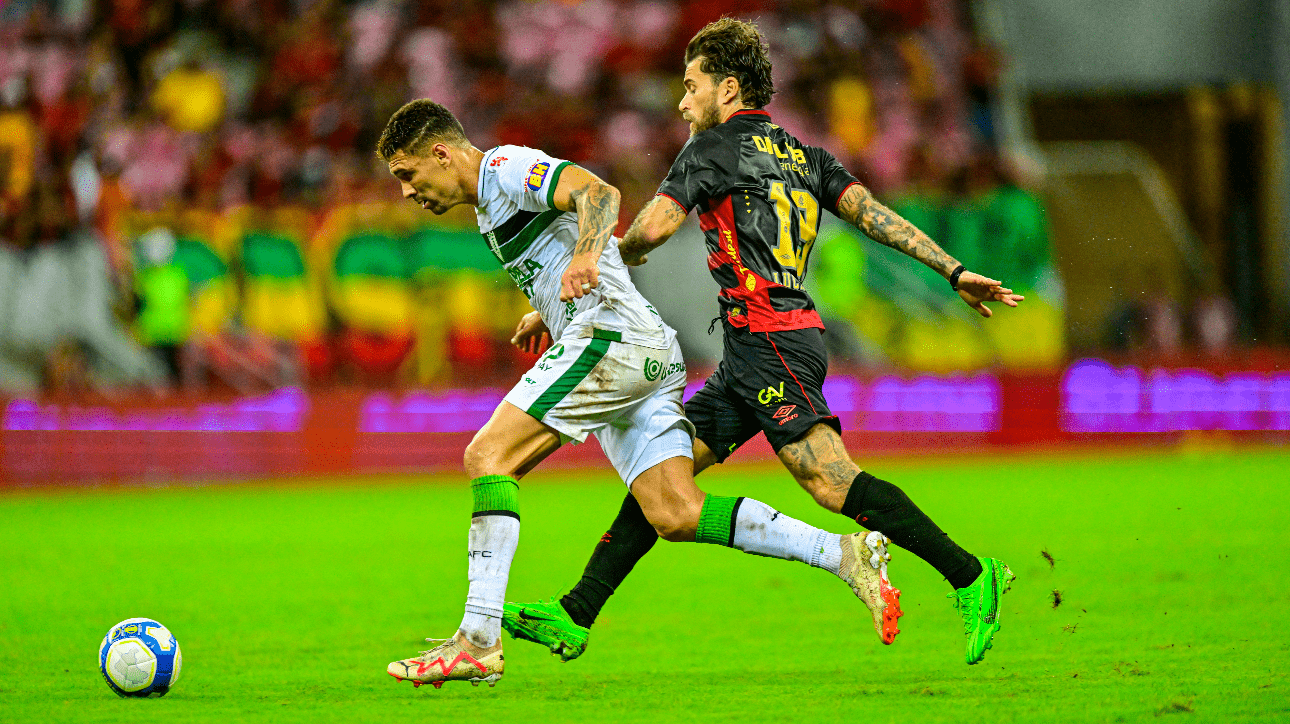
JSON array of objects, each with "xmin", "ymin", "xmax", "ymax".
[{"xmin": 773, "ymin": 405, "xmax": 796, "ymax": 419}]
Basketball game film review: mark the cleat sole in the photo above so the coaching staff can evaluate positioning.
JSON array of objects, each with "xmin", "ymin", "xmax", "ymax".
[{"xmin": 879, "ymin": 582, "xmax": 903, "ymax": 645}]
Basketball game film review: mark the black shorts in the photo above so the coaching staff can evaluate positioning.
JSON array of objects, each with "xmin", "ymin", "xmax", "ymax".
[{"xmin": 685, "ymin": 323, "xmax": 840, "ymax": 463}]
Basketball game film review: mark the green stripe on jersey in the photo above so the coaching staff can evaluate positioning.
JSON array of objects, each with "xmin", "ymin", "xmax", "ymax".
[
  {"xmin": 483, "ymin": 208, "xmax": 564, "ymax": 265},
  {"xmin": 545, "ymin": 161, "xmax": 574, "ymax": 209},
  {"xmin": 526, "ymin": 336, "xmax": 612, "ymax": 420}
]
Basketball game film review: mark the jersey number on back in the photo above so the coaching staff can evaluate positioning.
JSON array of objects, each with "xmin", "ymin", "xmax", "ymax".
[{"xmin": 767, "ymin": 181, "xmax": 820, "ymax": 275}]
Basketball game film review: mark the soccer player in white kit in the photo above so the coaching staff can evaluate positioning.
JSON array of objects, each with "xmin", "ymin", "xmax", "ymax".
[{"xmin": 377, "ymin": 99, "xmax": 899, "ymax": 689}]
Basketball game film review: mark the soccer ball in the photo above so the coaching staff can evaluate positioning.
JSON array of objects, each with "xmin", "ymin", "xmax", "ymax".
[{"xmin": 98, "ymin": 618, "xmax": 183, "ymax": 697}]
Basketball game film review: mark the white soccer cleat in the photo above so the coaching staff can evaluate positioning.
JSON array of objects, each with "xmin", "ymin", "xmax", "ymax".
[
  {"xmin": 387, "ymin": 635, "xmax": 504, "ymax": 689},
  {"xmin": 839, "ymin": 531, "xmax": 903, "ymax": 644}
]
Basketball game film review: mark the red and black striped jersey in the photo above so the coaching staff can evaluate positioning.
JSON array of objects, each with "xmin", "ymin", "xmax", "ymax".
[{"xmin": 656, "ymin": 109, "xmax": 860, "ymax": 332}]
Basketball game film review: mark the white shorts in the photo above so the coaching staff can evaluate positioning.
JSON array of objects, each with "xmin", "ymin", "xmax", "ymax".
[{"xmin": 503, "ymin": 328, "xmax": 695, "ymax": 487}]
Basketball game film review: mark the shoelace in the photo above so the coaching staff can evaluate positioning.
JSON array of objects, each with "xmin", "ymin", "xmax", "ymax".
[{"xmin": 419, "ymin": 638, "xmax": 452, "ymax": 656}]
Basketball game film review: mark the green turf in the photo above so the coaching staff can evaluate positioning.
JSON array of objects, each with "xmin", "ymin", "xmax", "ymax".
[{"xmin": 2, "ymin": 449, "xmax": 1288, "ymax": 723}]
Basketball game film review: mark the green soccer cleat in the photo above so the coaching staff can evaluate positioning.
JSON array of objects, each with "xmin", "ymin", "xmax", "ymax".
[
  {"xmin": 501, "ymin": 597, "xmax": 590, "ymax": 662},
  {"xmin": 948, "ymin": 557, "xmax": 1015, "ymax": 665}
]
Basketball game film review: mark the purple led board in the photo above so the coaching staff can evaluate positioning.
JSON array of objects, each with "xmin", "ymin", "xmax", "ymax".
[
  {"xmin": 358, "ymin": 389, "xmax": 507, "ymax": 433},
  {"xmin": 1061, "ymin": 358, "xmax": 1290, "ymax": 432},
  {"xmin": 3, "ymin": 387, "xmax": 310, "ymax": 432},
  {"xmin": 687, "ymin": 374, "xmax": 1001, "ymax": 432}
]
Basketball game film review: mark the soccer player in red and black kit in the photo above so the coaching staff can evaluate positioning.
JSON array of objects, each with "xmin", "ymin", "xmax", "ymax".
[{"xmin": 503, "ymin": 18, "xmax": 1025, "ymax": 665}]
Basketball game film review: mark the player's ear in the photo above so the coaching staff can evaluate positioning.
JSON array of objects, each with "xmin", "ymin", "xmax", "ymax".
[
  {"xmin": 720, "ymin": 76, "xmax": 740, "ymax": 105},
  {"xmin": 432, "ymin": 142, "xmax": 453, "ymax": 167}
]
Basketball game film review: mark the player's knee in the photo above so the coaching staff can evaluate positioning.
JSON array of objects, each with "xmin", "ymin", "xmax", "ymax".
[
  {"xmin": 653, "ymin": 515, "xmax": 697, "ymax": 542},
  {"xmin": 642, "ymin": 504, "xmax": 699, "ymax": 542},
  {"xmin": 462, "ymin": 438, "xmax": 505, "ymax": 479}
]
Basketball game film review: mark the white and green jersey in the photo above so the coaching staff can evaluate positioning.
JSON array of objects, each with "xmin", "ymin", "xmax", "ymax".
[{"xmin": 475, "ymin": 145, "xmax": 671, "ymax": 349}]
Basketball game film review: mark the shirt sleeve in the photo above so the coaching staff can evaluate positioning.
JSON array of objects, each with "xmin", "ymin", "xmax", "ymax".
[
  {"xmin": 495, "ymin": 148, "xmax": 576, "ymax": 212},
  {"xmin": 655, "ymin": 133, "xmax": 735, "ymax": 212},
  {"xmin": 810, "ymin": 146, "xmax": 861, "ymax": 216}
]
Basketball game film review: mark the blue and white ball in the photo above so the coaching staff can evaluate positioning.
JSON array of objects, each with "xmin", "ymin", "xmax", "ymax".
[{"xmin": 98, "ymin": 618, "xmax": 183, "ymax": 697}]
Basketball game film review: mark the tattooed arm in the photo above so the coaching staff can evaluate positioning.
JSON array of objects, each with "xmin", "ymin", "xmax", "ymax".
[
  {"xmin": 836, "ymin": 183, "xmax": 1024, "ymax": 317},
  {"xmin": 619, "ymin": 195, "xmax": 689, "ymax": 266},
  {"xmin": 836, "ymin": 183, "xmax": 959, "ymax": 278},
  {"xmin": 551, "ymin": 166, "xmax": 622, "ymax": 301}
]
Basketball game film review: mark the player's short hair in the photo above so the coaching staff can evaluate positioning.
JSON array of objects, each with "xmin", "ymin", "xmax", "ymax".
[
  {"xmin": 376, "ymin": 99, "xmax": 470, "ymax": 161},
  {"xmin": 684, "ymin": 17, "xmax": 775, "ymax": 109}
]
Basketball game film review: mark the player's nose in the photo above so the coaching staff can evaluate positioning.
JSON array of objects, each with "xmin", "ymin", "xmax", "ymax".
[{"xmin": 401, "ymin": 182, "xmax": 416, "ymax": 200}]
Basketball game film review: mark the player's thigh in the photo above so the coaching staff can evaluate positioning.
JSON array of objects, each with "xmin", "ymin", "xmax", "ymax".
[
  {"xmin": 594, "ymin": 337, "xmax": 692, "ymax": 465},
  {"xmin": 464, "ymin": 400, "xmax": 562, "ymax": 480},
  {"xmin": 505, "ymin": 332, "xmax": 658, "ymax": 447},
  {"xmin": 684, "ymin": 367, "xmax": 761, "ymax": 468},
  {"xmin": 597, "ymin": 361, "xmax": 695, "ymax": 488},
  {"xmin": 692, "ymin": 438, "xmax": 719, "ymax": 474},
  {"xmin": 725, "ymin": 327, "xmax": 843, "ymax": 456},
  {"xmin": 628, "ymin": 455, "xmax": 706, "ymax": 543}
]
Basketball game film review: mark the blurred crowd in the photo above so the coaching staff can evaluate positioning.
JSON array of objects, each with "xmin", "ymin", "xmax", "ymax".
[{"xmin": 0, "ymin": 0, "xmax": 1059, "ymax": 396}]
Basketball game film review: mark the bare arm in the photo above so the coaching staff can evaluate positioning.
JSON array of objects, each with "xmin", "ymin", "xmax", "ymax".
[
  {"xmin": 551, "ymin": 165, "xmax": 621, "ymax": 300},
  {"xmin": 836, "ymin": 183, "xmax": 1024, "ymax": 317},
  {"xmin": 552, "ymin": 165, "xmax": 621, "ymax": 260},
  {"xmin": 619, "ymin": 195, "xmax": 688, "ymax": 266},
  {"xmin": 836, "ymin": 183, "xmax": 960, "ymax": 278}
]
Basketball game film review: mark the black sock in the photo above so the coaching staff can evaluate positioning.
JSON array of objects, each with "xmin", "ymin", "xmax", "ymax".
[
  {"xmin": 841, "ymin": 472, "xmax": 983, "ymax": 589},
  {"xmin": 560, "ymin": 493, "xmax": 658, "ymax": 628}
]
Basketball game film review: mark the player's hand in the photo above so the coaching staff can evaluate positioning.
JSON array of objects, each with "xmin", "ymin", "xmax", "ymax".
[
  {"xmin": 560, "ymin": 253, "xmax": 600, "ymax": 301},
  {"xmin": 511, "ymin": 311, "xmax": 551, "ymax": 355},
  {"xmin": 955, "ymin": 271, "xmax": 1025, "ymax": 318}
]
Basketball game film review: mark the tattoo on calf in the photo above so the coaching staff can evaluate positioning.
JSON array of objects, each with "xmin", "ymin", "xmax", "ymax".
[{"xmin": 823, "ymin": 460, "xmax": 856, "ymax": 493}]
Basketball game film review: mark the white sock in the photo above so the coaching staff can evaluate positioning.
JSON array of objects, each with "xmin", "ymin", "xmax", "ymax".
[
  {"xmin": 731, "ymin": 498, "xmax": 843, "ymax": 575},
  {"xmin": 458, "ymin": 514, "xmax": 520, "ymax": 648}
]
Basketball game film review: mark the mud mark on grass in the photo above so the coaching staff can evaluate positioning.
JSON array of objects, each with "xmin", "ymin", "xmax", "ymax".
[
  {"xmin": 1113, "ymin": 661, "xmax": 1149, "ymax": 676},
  {"xmin": 1041, "ymin": 549, "xmax": 1055, "ymax": 570},
  {"xmin": 1154, "ymin": 700, "xmax": 1194, "ymax": 716}
]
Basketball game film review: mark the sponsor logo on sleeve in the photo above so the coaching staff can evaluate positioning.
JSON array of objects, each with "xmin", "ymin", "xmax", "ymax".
[{"xmin": 526, "ymin": 161, "xmax": 551, "ymax": 191}]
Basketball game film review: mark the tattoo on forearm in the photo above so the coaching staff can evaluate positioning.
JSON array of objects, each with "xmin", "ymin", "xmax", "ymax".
[
  {"xmin": 838, "ymin": 185, "xmax": 958, "ymax": 276},
  {"xmin": 571, "ymin": 182, "xmax": 620, "ymax": 256},
  {"xmin": 621, "ymin": 196, "xmax": 686, "ymax": 258}
]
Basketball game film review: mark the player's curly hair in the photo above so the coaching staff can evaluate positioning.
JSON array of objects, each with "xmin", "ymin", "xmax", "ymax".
[
  {"xmin": 684, "ymin": 17, "xmax": 775, "ymax": 109},
  {"xmin": 376, "ymin": 99, "xmax": 470, "ymax": 161}
]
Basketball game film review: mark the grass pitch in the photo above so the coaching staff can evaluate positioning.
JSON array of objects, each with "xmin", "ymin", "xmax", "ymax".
[{"xmin": 1, "ymin": 448, "xmax": 1288, "ymax": 723}]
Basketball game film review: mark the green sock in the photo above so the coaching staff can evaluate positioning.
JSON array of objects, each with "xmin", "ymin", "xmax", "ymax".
[{"xmin": 695, "ymin": 494, "xmax": 744, "ymax": 546}]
